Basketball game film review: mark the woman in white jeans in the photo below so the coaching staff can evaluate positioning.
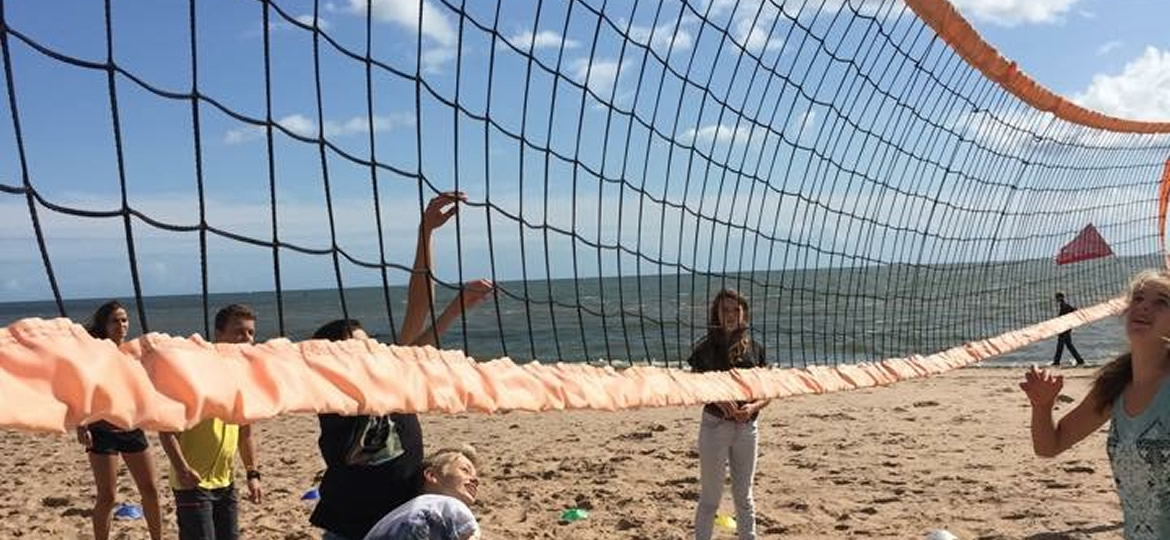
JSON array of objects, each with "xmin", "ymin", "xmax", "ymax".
[{"xmin": 687, "ymin": 289, "xmax": 770, "ymax": 540}]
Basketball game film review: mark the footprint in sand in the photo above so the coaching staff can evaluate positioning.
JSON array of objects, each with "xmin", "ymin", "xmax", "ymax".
[
  {"xmin": 677, "ymin": 488, "xmax": 700, "ymax": 501},
  {"xmin": 809, "ymin": 412, "xmax": 857, "ymax": 421},
  {"xmin": 572, "ymin": 494, "xmax": 594, "ymax": 510},
  {"xmin": 1002, "ymin": 509, "xmax": 1045, "ymax": 520},
  {"xmin": 41, "ymin": 496, "xmax": 70, "ymax": 508},
  {"xmin": 616, "ymin": 517, "xmax": 643, "ymax": 531},
  {"xmin": 661, "ymin": 476, "xmax": 698, "ymax": 487},
  {"xmin": 62, "ymin": 507, "xmax": 90, "ymax": 518},
  {"xmin": 617, "ymin": 431, "xmax": 653, "ymax": 441},
  {"xmin": 783, "ymin": 501, "xmax": 810, "ymax": 512}
]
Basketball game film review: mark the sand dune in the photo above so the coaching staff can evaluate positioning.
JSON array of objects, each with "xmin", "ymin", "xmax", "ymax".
[{"xmin": 0, "ymin": 368, "xmax": 1122, "ymax": 539}]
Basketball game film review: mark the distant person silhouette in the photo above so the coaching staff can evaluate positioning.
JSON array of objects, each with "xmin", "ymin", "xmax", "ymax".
[{"xmin": 1052, "ymin": 292, "xmax": 1086, "ymax": 367}]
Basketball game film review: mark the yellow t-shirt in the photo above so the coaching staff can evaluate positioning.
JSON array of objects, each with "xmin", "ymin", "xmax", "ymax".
[{"xmin": 172, "ymin": 418, "xmax": 239, "ymax": 490}]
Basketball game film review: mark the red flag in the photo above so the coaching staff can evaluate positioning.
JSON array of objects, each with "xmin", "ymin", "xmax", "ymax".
[{"xmin": 1056, "ymin": 223, "xmax": 1113, "ymax": 265}]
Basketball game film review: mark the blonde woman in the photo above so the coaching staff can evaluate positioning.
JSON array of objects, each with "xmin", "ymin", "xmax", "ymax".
[{"xmin": 1021, "ymin": 269, "xmax": 1170, "ymax": 538}]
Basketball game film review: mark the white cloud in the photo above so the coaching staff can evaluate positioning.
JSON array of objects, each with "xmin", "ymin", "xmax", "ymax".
[
  {"xmin": 570, "ymin": 58, "xmax": 629, "ymax": 97},
  {"xmin": 949, "ymin": 0, "xmax": 1080, "ymax": 27},
  {"xmin": 1073, "ymin": 47, "xmax": 1170, "ymax": 122},
  {"xmin": 686, "ymin": 124, "xmax": 745, "ymax": 145},
  {"xmin": 731, "ymin": 11, "xmax": 784, "ymax": 54},
  {"xmin": 948, "ymin": 47, "xmax": 1170, "ymax": 152},
  {"xmin": 790, "ymin": 109, "xmax": 816, "ymax": 139},
  {"xmin": 348, "ymin": 0, "xmax": 456, "ymax": 46},
  {"xmin": 1095, "ymin": 40, "xmax": 1122, "ymax": 57},
  {"xmin": 628, "ymin": 21, "xmax": 694, "ymax": 55},
  {"xmin": 224, "ymin": 125, "xmax": 262, "ymax": 144},
  {"xmin": 707, "ymin": 0, "xmax": 886, "ymax": 19},
  {"xmin": 294, "ymin": 14, "xmax": 331, "ymax": 30},
  {"xmin": 420, "ymin": 46, "xmax": 457, "ymax": 74},
  {"xmin": 346, "ymin": 0, "xmax": 458, "ymax": 72},
  {"xmin": 224, "ymin": 113, "xmax": 414, "ymax": 144},
  {"xmin": 277, "ymin": 113, "xmax": 317, "ymax": 138},
  {"xmin": 682, "ymin": 122, "xmax": 769, "ymax": 147},
  {"xmin": 0, "ymin": 193, "xmax": 427, "ymax": 246},
  {"xmin": 1078, "ymin": 9, "xmax": 1096, "ymax": 19},
  {"xmin": 504, "ymin": 30, "xmax": 579, "ymax": 51}
]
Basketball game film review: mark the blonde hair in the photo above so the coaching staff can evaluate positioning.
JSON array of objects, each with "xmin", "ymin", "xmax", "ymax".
[
  {"xmin": 1090, "ymin": 269, "xmax": 1170, "ymax": 413},
  {"xmin": 1125, "ymin": 269, "xmax": 1170, "ymax": 300},
  {"xmin": 422, "ymin": 444, "xmax": 479, "ymax": 476}
]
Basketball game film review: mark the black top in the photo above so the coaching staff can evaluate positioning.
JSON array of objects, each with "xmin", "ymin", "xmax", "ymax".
[
  {"xmin": 1058, "ymin": 300, "xmax": 1077, "ymax": 336},
  {"xmin": 309, "ymin": 413, "xmax": 424, "ymax": 539},
  {"xmin": 687, "ymin": 332, "xmax": 766, "ymax": 421}
]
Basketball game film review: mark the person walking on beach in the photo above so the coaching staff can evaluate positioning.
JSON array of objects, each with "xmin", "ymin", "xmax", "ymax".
[
  {"xmin": 1052, "ymin": 292, "xmax": 1086, "ymax": 366},
  {"xmin": 1021, "ymin": 270, "xmax": 1170, "ymax": 539},
  {"xmin": 159, "ymin": 304, "xmax": 263, "ymax": 540},
  {"xmin": 310, "ymin": 191, "xmax": 493, "ymax": 540},
  {"xmin": 76, "ymin": 301, "xmax": 163, "ymax": 540},
  {"xmin": 688, "ymin": 289, "xmax": 769, "ymax": 540}
]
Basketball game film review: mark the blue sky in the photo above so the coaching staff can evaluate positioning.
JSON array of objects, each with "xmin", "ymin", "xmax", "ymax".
[{"xmin": 1, "ymin": 0, "xmax": 1169, "ymax": 303}]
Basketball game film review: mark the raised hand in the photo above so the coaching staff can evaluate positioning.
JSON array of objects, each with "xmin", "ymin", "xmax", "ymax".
[
  {"xmin": 421, "ymin": 191, "xmax": 468, "ymax": 233},
  {"xmin": 460, "ymin": 279, "xmax": 494, "ymax": 311},
  {"xmin": 1019, "ymin": 365, "xmax": 1064, "ymax": 409}
]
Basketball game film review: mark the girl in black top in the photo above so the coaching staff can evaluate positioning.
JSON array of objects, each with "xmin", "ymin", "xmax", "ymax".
[
  {"xmin": 76, "ymin": 301, "xmax": 163, "ymax": 540},
  {"xmin": 311, "ymin": 191, "xmax": 494, "ymax": 540},
  {"xmin": 309, "ymin": 319, "xmax": 425, "ymax": 540},
  {"xmin": 688, "ymin": 289, "xmax": 768, "ymax": 540}
]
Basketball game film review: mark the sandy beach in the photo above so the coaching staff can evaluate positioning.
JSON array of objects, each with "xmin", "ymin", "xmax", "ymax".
[{"xmin": 0, "ymin": 367, "xmax": 1123, "ymax": 539}]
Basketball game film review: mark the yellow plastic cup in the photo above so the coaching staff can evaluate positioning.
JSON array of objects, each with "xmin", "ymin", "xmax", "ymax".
[{"xmin": 714, "ymin": 515, "xmax": 737, "ymax": 531}]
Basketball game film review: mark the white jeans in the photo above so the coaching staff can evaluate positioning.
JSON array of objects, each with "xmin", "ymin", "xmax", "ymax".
[{"xmin": 694, "ymin": 411, "xmax": 758, "ymax": 540}]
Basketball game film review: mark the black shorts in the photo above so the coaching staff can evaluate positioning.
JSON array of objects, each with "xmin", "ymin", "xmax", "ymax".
[{"xmin": 87, "ymin": 425, "xmax": 149, "ymax": 455}]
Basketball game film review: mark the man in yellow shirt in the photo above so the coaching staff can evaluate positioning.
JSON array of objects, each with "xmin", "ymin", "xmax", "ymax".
[{"xmin": 160, "ymin": 304, "xmax": 263, "ymax": 540}]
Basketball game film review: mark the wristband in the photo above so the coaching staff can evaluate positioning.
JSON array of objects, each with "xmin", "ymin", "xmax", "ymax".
[{"xmin": 246, "ymin": 470, "xmax": 261, "ymax": 481}]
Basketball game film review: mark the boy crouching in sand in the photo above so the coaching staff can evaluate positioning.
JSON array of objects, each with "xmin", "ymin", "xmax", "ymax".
[{"xmin": 363, "ymin": 446, "xmax": 481, "ymax": 540}]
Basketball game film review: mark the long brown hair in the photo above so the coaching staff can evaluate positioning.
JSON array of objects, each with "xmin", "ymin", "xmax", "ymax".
[
  {"xmin": 1090, "ymin": 269, "xmax": 1170, "ymax": 413},
  {"xmin": 313, "ymin": 319, "xmax": 363, "ymax": 341},
  {"xmin": 706, "ymin": 288, "xmax": 752, "ymax": 363},
  {"xmin": 85, "ymin": 300, "xmax": 125, "ymax": 340}
]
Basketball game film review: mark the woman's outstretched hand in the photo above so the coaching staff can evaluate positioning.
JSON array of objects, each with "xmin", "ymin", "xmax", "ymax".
[{"xmin": 1019, "ymin": 365, "xmax": 1063, "ymax": 410}]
